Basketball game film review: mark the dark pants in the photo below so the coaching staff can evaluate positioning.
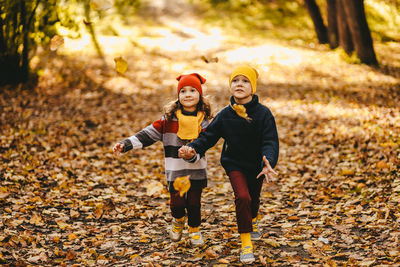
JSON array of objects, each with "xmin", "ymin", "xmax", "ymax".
[
  {"xmin": 169, "ymin": 188, "xmax": 202, "ymax": 227},
  {"xmin": 228, "ymin": 171, "xmax": 264, "ymax": 233}
]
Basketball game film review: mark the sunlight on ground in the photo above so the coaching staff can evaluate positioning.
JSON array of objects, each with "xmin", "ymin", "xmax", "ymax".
[{"xmin": 56, "ymin": 2, "xmax": 399, "ymax": 112}]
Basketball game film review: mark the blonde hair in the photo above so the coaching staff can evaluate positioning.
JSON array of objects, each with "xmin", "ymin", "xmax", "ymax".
[{"xmin": 164, "ymin": 96, "xmax": 213, "ymax": 121}]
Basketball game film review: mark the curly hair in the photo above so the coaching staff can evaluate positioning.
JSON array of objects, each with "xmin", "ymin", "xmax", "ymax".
[{"xmin": 164, "ymin": 96, "xmax": 213, "ymax": 121}]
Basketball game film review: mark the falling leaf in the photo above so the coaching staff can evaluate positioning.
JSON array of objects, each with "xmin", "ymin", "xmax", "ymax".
[
  {"xmin": 83, "ymin": 19, "xmax": 92, "ymax": 26},
  {"xmin": 201, "ymin": 55, "xmax": 218, "ymax": 64},
  {"xmin": 173, "ymin": 175, "xmax": 191, "ymax": 197},
  {"xmin": 50, "ymin": 35, "xmax": 64, "ymax": 51},
  {"xmin": 90, "ymin": 0, "xmax": 113, "ymax": 11},
  {"xmin": 114, "ymin": 56, "xmax": 128, "ymax": 74}
]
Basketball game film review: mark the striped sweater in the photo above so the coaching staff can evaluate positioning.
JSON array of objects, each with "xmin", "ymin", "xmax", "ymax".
[{"xmin": 119, "ymin": 114, "xmax": 209, "ymax": 189}]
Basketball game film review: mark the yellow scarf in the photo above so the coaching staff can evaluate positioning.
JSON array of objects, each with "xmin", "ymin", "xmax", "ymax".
[
  {"xmin": 231, "ymin": 103, "xmax": 251, "ymax": 122},
  {"xmin": 176, "ymin": 109, "xmax": 205, "ymax": 140}
]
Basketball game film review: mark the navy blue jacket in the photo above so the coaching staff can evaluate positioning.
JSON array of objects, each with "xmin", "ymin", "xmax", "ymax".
[{"xmin": 188, "ymin": 95, "xmax": 279, "ymax": 176}]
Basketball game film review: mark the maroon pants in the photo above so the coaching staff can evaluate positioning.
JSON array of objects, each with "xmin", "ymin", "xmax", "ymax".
[
  {"xmin": 169, "ymin": 188, "xmax": 202, "ymax": 227},
  {"xmin": 228, "ymin": 171, "xmax": 264, "ymax": 233}
]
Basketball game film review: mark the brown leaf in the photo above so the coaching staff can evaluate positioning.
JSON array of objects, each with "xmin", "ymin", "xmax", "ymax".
[{"xmin": 205, "ymin": 248, "xmax": 218, "ymax": 259}]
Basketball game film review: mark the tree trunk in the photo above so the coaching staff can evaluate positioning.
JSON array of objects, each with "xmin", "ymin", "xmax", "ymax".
[
  {"xmin": 304, "ymin": 0, "xmax": 328, "ymax": 44},
  {"xmin": 342, "ymin": 0, "xmax": 378, "ymax": 65},
  {"xmin": 326, "ymin": 0, "xmax": 338, "ymax": 49},
  {"xmin": 84, "ymin": 0, "xmax": 104, "ymax": 59},
  {"xmin": 337, "ymin": 0, "xmax": 353, "ymax": 55},
  {"xmin": 20, "ymin": 0, "xmax": 29, "ymax": 83}
]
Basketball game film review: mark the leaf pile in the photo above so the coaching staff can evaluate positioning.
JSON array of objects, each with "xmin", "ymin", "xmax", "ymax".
[{"xmin": 1, "ymin": 5, "xmax": 400, "ymax": 267}]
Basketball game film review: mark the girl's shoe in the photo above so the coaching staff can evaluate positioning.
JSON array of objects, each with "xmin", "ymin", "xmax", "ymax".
[
  {"xmin": 189, "ymin": 231, "xmax": 204, "ymax": 247},
  {"xmin": 169, "ymin": 218, "xmax": 184, "ymax": 241},
  {"xmin": 251, "ymin": 219, "xmax": 262, "ymax": 240},
  {"xmin": 240, "ymin": 246, "xmax": 255, "ymax": 264}
]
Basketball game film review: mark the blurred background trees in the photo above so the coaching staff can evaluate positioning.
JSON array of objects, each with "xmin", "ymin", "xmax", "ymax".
[{"xmin": 1, "ymin": 0, "xmax": 399, "ymax": 85}]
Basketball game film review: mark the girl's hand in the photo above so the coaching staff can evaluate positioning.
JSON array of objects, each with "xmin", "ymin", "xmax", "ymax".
[
  {"xmin": 178, "ymin": 146, "xmax": 196, "ymax": 159},
  {"xmin": 257, "ymin": 156, "xmax": 277, "ymax": 182},
  {"xmin": 113, "ymin": 143, "xmax": 124, "ymax": 156}
]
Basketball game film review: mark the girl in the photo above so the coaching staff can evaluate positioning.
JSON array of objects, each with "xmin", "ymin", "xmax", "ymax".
[
  {"xmin": 113, "ymin": 73, "xmax": 212, "ymax": 247},
  {"xmin": 179, "ymin": 65, "xmax": 279, "ymax": 263}
]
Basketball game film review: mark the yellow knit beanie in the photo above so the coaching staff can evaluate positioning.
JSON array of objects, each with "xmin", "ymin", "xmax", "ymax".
[{"xmin": 229, "ymin": 65, "xmax": 259, "ymax": 94}]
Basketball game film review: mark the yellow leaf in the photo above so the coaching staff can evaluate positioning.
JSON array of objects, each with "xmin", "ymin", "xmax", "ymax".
[
  {"xmin": 50, "ymin": 35, "xmax": 64, "ymax": 51},
  {"xmin": 288, "ymin": 215, "xmax": 300, "ymax": 221},
  {"xmin": 53, "ymin": 236, "xmax": 60, "ymax": 243},
  {"xmin": 114, "ymin": 56, "xmax": 128, "ymax": 74},
  {"xmin": 70, "ymin": 209, "xmax": 80, "ymax": 218},
  {"xmin": 341, "ymin": 168, "xmax": 355, "ymax": 176},
  {"xmin": 94, "ymin": 207, "xmax": 103, "ymax": 219},
  {"xmin": 265, "ymin": 238, "xmax": 280, "ymax": 248},
  {"xmin": 90, "ymin": 0, "xmax": 113, "ymax": 11},
  {"xmin": 173, "ymin": 175, "xmax": 191, "ymax": 197},
  {"xmin": 30, "ymin": 213, "xmax": 44, "ymax": 226},
  {"xmin": 68, "ymin": 233, "xmax": 78, "ymax": 241},
  {"xmin": 376, "ymin": 160, "xmax": 388, "ymax": 169},
  {"xmin": 56, "ymin": 220, "xmax": 70, "ymax": 230},
  {"xmin": 201, "ymin": 55, "xmax": 218, "ymax": 64},
  {"xmin": 145, "ymin": 181, "xmax": 164, "ymax": 197}
]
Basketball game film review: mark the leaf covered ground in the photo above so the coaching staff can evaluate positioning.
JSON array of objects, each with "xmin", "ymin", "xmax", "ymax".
[{"xmin": 1, "ymin": 1, "xmax": 400, "ymax": 266}]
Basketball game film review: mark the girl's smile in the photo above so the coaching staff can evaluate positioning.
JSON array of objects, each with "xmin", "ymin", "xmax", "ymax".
[{"xmin": 179, "ymin": 86, "xmax": 200, "ymax": 112}]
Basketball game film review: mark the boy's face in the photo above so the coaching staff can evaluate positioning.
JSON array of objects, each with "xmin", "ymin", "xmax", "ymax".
[
  {"xmin": 179, "ymin": 86, "xmax": 200, "ymax": 112},
  {"xmin": 230, "ymin": 75, "xmax": 252, "ymax": 104}
]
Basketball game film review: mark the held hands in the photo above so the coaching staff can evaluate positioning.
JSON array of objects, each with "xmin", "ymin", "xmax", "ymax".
[
  {"xmin": 113, "ymin": 143, "xmax": 124, "ymax": 157},
  {"xmin": 178, "ymin": 145, "xmax": 196, "ymax": 159},
  {"xmin": 257, "ymin": 156, "xmax": 278, "ymax": 182}
]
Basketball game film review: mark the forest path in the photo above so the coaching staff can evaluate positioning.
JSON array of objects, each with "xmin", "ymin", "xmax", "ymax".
[{"xmin": 1, "ymin": 1, "xmax": 400, "ymax": 265}]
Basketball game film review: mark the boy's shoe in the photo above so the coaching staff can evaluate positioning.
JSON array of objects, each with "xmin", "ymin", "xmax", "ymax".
[
  {"xmin": 240, "ymin": 246, "xmax": 255, "ymax": 264},
  {"xmin": 189, "ymin": 231, "xmax": 204, "ymax": 247},
  {"xmin": 251, "ymin": 218, "xmax": 262, "ymax": 240},
  {"xmin": 169, "ymin": 218, "xmax": 184, "ymax": 241}
]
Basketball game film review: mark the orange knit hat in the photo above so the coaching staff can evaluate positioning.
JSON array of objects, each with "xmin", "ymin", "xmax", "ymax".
[{"xmin": 177, "ymin": 73, "xmax": 206, "ymax": 96}]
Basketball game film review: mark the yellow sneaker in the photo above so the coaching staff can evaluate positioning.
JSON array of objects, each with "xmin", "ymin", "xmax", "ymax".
[
  {"xmin": 189, "ymin": 231, "xmax": 204, "ymax": 247},
  {"xmin": 240, "ymin": 246, "xmax": 255, "ymax": 264},
  {"xmin": 251, "ymin": 218, "xmax": 262, "ymax": 240},
  {"xmin": 169, "ymin": 218, "xmax": 184, "ymax": 241}
]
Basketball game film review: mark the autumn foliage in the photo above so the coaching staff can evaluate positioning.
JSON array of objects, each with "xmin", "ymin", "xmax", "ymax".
[{"xmin": 1, "ymin": 1, "xmax": 400, "ymax": 266}]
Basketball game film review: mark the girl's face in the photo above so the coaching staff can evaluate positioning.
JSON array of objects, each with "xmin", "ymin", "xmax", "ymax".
[
  {"xmin": 230, "ymin": 75, "xmax": 252, "ymax": 104},
  {"xmin": 179, "ymin": 86, "xmax": 200, "ymax": 112}
]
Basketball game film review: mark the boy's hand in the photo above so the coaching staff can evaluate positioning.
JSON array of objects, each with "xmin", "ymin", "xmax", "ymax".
[
  {"xmin": 178, "ymin": 145, "xmax": 196, "ymax": 159},
  {"xmin": 257, "ymin": 156, "xmax": 277, "ymax": 182},
  {"xmin": 113, "ymin": 143, "xmax": 124, "ymax": 156}
]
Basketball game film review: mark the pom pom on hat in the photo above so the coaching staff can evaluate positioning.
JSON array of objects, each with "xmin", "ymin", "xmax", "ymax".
[
  {"xmin": 229, "ymin": 65, "xmax": 259, "ymax": 94},
  {"xmin": 177, "ymin": 73, "xmax": 206, "ymax": 96}
]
